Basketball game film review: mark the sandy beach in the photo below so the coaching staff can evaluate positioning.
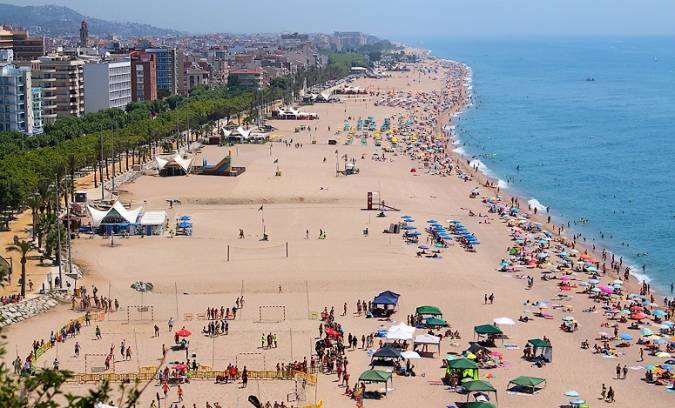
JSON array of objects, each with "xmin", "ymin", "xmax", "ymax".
[{"xmin": 3, "ymin": 57, "xmax": 673, "ymax": 408}]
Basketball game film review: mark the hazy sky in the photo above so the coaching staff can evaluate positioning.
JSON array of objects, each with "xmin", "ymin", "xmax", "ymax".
[{"xmin": 5, "ymin": 0, "xmax": 675, "ymax": 38}]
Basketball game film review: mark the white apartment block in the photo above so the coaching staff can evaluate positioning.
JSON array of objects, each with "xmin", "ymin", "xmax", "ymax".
[{"xmin": 84, "ymin": 59, "xmax": 132, "ymax": 113}]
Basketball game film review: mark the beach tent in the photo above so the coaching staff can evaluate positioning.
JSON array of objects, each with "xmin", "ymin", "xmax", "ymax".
[
  {"xmin": 462, "ymin": 403, "xmax": 496, "ymax": 408},
  {"xmin": 373, "ymin": 290, "xmax": 400, "ymax": 306},
  {"xmin": 445, "ymin": 357, "xmax": 479, "ymax": 381},
  {"xmin": 372, "ymin": 347, "xmax": 402, "ymax": 360},
  {"xmin": 474, "ymin": 324, "xmax": 503, "ymax": 337},
  {"xmin": 156, "ymin": 153, "xmax": 193, "ymax": 176},
  {"xmin": 386, "ymin": 322, "xmax": 415, "ymax": 341},
  {"xmin": 528, "ymin": 338, "xmax": 553, "ymax": 362},
  {"xmin": 416, "ymin": 305, "xmax": 443, "ymax": 317},
  {"xmin": 507, "ymin": 376, "xmax": 547, "ymax": 394},
  {"xmin": 139, "ymin": 211, "xmax": 167, "ymax": 235},
  {"xmin": 463, "ymin": 380, "xmax": 498, "ymax": 404},
  {"xmin": 413, "ymin": 333, "xmax": 441, "ymax": 355},
  {"xmin": 87, "ymin": 201, "xmax": 143, "ymax": 235},
  {"xmin": 358, "ymin": 370, "xmax": 393, "ymax": 395},
  {"xmin": 425, "ymin": 317, "xmax": 448, "ymax": 327}
]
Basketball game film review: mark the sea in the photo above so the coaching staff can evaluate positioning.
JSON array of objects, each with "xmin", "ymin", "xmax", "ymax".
[{"xmin": 404, "ymin": 37, "xmax": 675, "ymax": 291}]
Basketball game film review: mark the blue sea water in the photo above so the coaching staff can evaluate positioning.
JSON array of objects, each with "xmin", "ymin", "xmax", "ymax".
[{"xmin": 405, "ymin": 37, "xmax": 675, "ymax": 290}]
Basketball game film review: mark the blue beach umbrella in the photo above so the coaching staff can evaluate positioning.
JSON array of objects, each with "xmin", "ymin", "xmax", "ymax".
[
  {"xmin": 653, "ymin": 310, "xmax": 667, "ymax": 316},
  {"xmin": 619, "ymin": 333, "xmax": 633, "ymax": 341},
  {"xmin": 177, "ymin": 221, "xmax": 192, "ymax": 228},
  {"xmin": 401, "ymin": 225, "xmax": 417, "ymax": 230},
  {"xmin": 427, "ymin": 219, "xmax": 438, "ymax": 223}
]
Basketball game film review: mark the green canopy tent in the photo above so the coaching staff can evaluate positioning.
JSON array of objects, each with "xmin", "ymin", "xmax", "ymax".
[
  {"xmin": 507, "ymin": 376, "xmax": 547, "ymax": 394},
  {"xmin": 462, "ymin": 403, "xmax": 496, "ymax": 408},
  {"xmin": 358, "ymin": 370, "xmax": 393, "ymax": 395},
  {"xmin": 425, "ymin": 317, "xmax": 448, "ymax": 328},
  {"xmin": 463, "ymin": 380, "xmax": 498, "ymax": 404},
  {"xmin": 527, "ymin": 338, "xmax": 552, "ymax": 363},
  {"xmin": 445, "ymin": 357, "xmax": 479, "ymax": 383},
  {"xmin": 473, "ymin": 324, "xmax": 503, "ymax": 346},
  {"xmin": 416, "ymin": 305, "xmax": 443, "ymax": 316}
]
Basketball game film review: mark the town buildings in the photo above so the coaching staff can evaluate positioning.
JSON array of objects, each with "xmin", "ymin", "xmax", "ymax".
[{"xmin": 83, "ymin": 58, "xmax": 132, "ymax": 113}]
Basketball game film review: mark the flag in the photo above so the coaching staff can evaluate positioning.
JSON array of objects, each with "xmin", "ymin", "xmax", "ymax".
[{"xmin": 258, "ymin": 205, "xmax": 263, "ymax": 211}]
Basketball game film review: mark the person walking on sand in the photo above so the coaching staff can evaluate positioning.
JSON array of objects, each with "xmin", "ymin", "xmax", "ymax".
[
  {"xmin": 489, "ymin": 293, "xmax": 494, "ymax": 304},
  {"xmin": 622, "ymin": 364, "xmax": 628, "ymax": 379},
  {"xmin": 640, "ymin": 347, "xmax": 644, "ymax": 361},
  {"xmin": 615, "ymin": 363, "xmax": 621, "ymax": 379},
  {"xmin": 606, "ymin": 386, "xmax": 615, "ymax": 403},
  {"xmin": 242, "ymin": 366, "xmax": 248, "ymax": 388},
  {"xmin": 484, "ymin": 294, "xmax": 487, "ymax": 304},
  {"xmin": 177, "ymin": 384, "xmax": 184, "ymax": 402},
  {"xmin": 168, "ymin": 317, "xmax": 174, "ymax": 332},
  {"xmin": 600, "ymin": 383, "xmax": 606, "ymax": 400}
]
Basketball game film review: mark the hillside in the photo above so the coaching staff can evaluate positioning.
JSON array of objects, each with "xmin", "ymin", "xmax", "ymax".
[{"xmin": 0, "ymin": 3, "xmax": 183, "ymax": 37}]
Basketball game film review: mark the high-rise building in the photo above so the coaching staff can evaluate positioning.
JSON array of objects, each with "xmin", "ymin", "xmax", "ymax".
[
  {"xmin": 0, "ymin": 63, "xmax": 43, "ymax": 135},
  {"xmin": 333, "ymin": 32, "xmax": 367, "ymax": 51},
  {"xmin": 130, "ymin": 51, "xmax": 157, "ymax": 102},
  {"xmin": 145, "ymin": 48, "xmax": 179, "ymax": 97},
  {"xmin": 79, "ymin": 20, "xmax": 89, "ymax": 48},
  {"xmin": 27, "ymin": 55, "xmax": 85, "ymax": 123},
  {"xmin": 83, "ymin": 59, "xmax": 132, "ymax": 113},
  {"xmin": 0, "ymin": 26, "xmax": 46, "ymax": 61}
]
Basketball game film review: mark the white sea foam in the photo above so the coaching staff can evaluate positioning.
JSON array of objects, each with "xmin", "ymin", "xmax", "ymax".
[
  {"xmin": 528, "ymin": 198, "xmax": 547, "ymax": 212},
  {"xmin": 497, "ymin": 179, "xmax": 509, "ymax": 189},
  {"xmin": 453, "ymin": 146, "xmax": 466, "ymax": 155},
  {"xmin": 469, "ymin": 159, "xmax": 489, "ymax": 173}
]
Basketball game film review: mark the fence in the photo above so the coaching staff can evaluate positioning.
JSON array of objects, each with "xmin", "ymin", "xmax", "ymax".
[
  {"xmin": 33, "ymin": 312, "xmax": 106, "ymax": 361},
  {"xmin": 66, "ymin": 369, "xmax": 316, "ymax": 385}
]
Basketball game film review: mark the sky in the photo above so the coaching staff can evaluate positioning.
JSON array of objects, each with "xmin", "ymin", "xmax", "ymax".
[{"xmin": 5, "ymin": 0, "xmax": 675, "ymax": 38}]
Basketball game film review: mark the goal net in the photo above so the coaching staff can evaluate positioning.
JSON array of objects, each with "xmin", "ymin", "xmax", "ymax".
[
  {"xmin": 126, "ymin": 305, "xmax": 154, "ymax": 322},
  {"xmin": 259, "ymin": 305, "xmax": 286, "ymax": 323}
]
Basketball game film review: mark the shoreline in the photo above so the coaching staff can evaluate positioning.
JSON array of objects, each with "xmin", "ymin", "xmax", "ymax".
[{"xmin": 433, "ymin": 56, "xmax": 660, "ymax": 298}]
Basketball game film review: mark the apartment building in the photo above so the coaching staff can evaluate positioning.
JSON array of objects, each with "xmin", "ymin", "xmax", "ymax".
[
  {"xmin": 0, "ymin": 63, "xmax": 43, "ymax": 135},
  {"xmin": 130, "ymin": 51, "xmax": 157, "ymax": 102},
  {"xmin": 83, "ymin": 59, "xmax": 132, "ymax": 113},
  {"xmin": 27, "ymin": 55, "xmax": 85, "ymax": 123}
]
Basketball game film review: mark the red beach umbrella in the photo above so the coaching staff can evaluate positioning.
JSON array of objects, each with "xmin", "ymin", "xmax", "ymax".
[
  {"xmin": 324, "ymin": 327, "xmax": 340, "ymax": 338},
  {"xmin": 630, "ymin": 312, "xmax": 647, "ymax": 320},
  {"xmin": 175, "ymin": 328, "xmax": 192, "ymax": 337}
]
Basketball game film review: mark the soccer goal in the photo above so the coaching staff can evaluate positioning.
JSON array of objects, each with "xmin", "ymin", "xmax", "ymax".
[
  {"xmin": 235, "ymin": 351, "xmax": 266, "ymax": 371},
  {"xmin": 126, "ymin": 305, "xmax": 154, "ymax": 322},
  {"xmin": 258, "ymin": 305, "xmax": 286, "ymax": 322}
]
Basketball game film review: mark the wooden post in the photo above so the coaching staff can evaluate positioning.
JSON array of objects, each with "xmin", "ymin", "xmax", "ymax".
[
  {"xmin": 227, "ymin": 245, "xmax": 230, "ymax": 262},
  {"xmin": 285, "ymin": 242, "xmax": 288, "ymax": 258}
]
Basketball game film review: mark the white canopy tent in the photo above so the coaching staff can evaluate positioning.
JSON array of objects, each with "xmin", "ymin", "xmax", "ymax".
[
  {"xmin": 413, "ymin": 333, "xmax": 441, "ymax": 355},
  {"xmin": 139, "ymin": 211, "xmax": 167, "ymax": 235},
  {"xmin": 386, "ymin": 322, "xmax": 416, "ymax": 341}
]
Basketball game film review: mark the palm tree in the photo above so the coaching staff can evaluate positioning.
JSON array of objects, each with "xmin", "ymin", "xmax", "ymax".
[{"xmin": 6, "ymin": 240, "xmax": 34, "ymax": 297}]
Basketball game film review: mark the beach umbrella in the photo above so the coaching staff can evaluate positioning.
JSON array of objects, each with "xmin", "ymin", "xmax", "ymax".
[
  {"xmin": 590, "ymin": 288, "xmax": 601, "ymax": 294},
  {"xmin": 401, "ymin": 215, "xmax": 412, "ymax": 219},
  {"xmin": 178, "ymin": 215, "xmax": 191, "ymax": 220},
  {"xmin": 588, "ymin": 279, "xmax": 600, "ymax": 284},
  {"xmin": 401, "ymin": 225, "xmax": 416, "ymax": 230},
  {"xmin": 654, "ymin": 338, "xmax": 667, "ymax": 345},
  {"xmin": 652, "ymin": 310, "xmax": 667, "ymax": 316},
  {"xmin": 611, "ymin": 279, "xmax": 623, "ymax": 285},
  {"xmin": 426, "ymin": 219, "xmax": 438, "ymax": 223},
  {"xmin": 177, "ymin": 221, "xmax": 192, "ymax": 228},
  {"xmin": 656, "ymin": 352, "xmax": 671, "ymax": 358},
  {"xmin": 564, "ymin": 391, "xmax": 580, "ymax": 397},
  {"xmin": 175, "ymin": 328, "xmax": 192, "ymax": 337},
  {"xmin": 599, "ymin": 286, "xmax": 613, "ymax": 294},
  {"xmin": 562, "ymin": 316, "xmax": 575, "ymax": 322},
  {"xmin": 324, "ymin": 327, "xmax": 340, "ymax": 337},
  {"xmin": 619, "ymin": 333, "xmax": 633, "ymax": 341},
  {"xmin": 408, "ymin": 232, "xmax": 422, "ymax": 236},
  {"xmin": 631, "ymin": 312, "xmax": 647, "ymax": 320},
  {"xmin": 172, "ymin": 363, "xmax": 188, "ymax": 370},
  {"xmin": 401, "ymin": 350, "xmax": 421, "ymax": 359},
  {"xmin": 640, "ymin": 329, "xmax": 654, "ymax": 336}
]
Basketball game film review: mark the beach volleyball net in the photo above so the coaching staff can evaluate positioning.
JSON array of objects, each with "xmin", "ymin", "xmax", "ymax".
[
  {"xmin": 259, "ymin": 305, "xmax": 286, "ymax": 322},
  {"xmin": 228, "ymin": 242, "xmax": 288, "ymax": 261},
  {"xmin": 126, "ymin": 305, "xmax": 154, "ymax": 322}
]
